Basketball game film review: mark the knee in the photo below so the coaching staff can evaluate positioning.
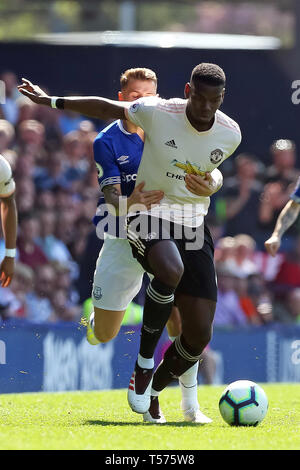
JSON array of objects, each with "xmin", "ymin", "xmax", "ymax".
[
  {"xmin": 188, "ymin": 324, "xmax": 213, "ymax": 351},
  {"xmin": 94, "ymin": 328, "xmax": 118, "ymax": 343},
  {"xmin": 184, "ymin": 310, "xmax": 215, "ymax": 351},
  {"xmin": 157, "ymin": 259, "xmax": 184, "ymax": 288},
  {"xmin": 148, "ymin": 242, "xmax": 184, "ymax": 288}
]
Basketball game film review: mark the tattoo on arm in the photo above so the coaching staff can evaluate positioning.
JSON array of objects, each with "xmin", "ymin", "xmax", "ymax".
[
  {"xmin": 275, "ymin": 201, "xmax": 300, "ymax": 238},
  {"xmin": 102, "ymin": 184, "xmax": 125, "ymax": 215}
]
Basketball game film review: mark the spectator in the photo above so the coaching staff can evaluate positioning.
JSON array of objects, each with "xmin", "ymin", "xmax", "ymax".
[
  {"xmin": 225, "ymin": 234, "xmax": 259, "ymax": 279},
  {"xmin": 62, "ymin": 130, "xmax": 90, "ymax": 185},
  {"xmin": 15, "ymin": 177, "xmax": 36, "ymax": 216},
  {"xmin": 214, "ymin": 266, "xmax": 248, "ymax": 328},
  {"xmin": 50, "ymin": 288, "xmax": 81, "ymax": 322},
  {"xmin": 0, "ymin": 119, "xmax": 15, "ymax": 153},
  {"xmin": 58, "ymin": 108, "xmax": 86, "ymax": 135},
  {"xmin": 273, "ymin": 235, "xmax": 300, "ymax": 292},
  {"xmin": 16, "ymin": 95, "xmax": 37, "ymax": 125},
  {"xmin": 16, "ymin": 119, "xmax": 47, "ymax": 165},
  {"xmin": 25, "ymin": 264, "xmax": 56, "ymax": 323},
  {"xmin": 17, "ymin": 212, "xmax": 48, "ymax": 269},
  {"xmin": 0, "ymin": 71, "xmax": 20, "ymax": 125},
  {"xmin": 247, "ymin": 273, "xmax": 274, "ymax": 325},
  {"xmin": 273, "ymin": 288, "xmax": 300, "ymax": 324},
  {"xmin": 52, "ymin": 261, "xmax": 79, "ymax": 305},
  {"xmin": 215, "ymin": 236, "xmax": 236, "ymax": 270},
  {"xmin": 216, "ymin": 153, "xmax": 264, "ymax": 239},
  {"xmin": 8, "ymin": 262, "xmax": 35, "ymax": 318},
  {"xmin": 234, "ymin": 276, "xmax": 262, "ymax": 325},
  {"xmin": 35, "ymin": 209, "xmax": 75, "ymax": 268},
  {"xmin": 34, "ymin": 150, "xmax": 70, "ymax": 191}
]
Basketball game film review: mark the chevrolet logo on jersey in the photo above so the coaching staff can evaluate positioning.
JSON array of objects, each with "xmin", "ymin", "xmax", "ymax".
[{"xmin": 171, "ymin": 159, "xmax": 206, "ymax": 176}]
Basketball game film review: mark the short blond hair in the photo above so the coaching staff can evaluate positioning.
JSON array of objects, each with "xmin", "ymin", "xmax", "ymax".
[{"xmin": 120, "ymin": 67, "xmax": 157, "ymax": 90}]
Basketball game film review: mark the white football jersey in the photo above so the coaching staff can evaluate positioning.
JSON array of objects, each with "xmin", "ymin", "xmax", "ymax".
[
  {"xmin": 125, "ymin": 96, "xmax": 241, "ymax": 226},
  {"xmin": 0, "ymin": 154, "xmax": 15, "ymax": 197}
]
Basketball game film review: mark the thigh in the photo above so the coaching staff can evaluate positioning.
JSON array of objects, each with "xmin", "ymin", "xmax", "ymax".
[
  {"xmin": 92, "ymin": 236, "xmax": 145, "ymax": 311},
  {"xmin": 127, "ymin": 215, "xmax": 183, "ymax": 284},
  {"xmin": 176, "ymin": 224, "xmax": 217, "ymax": 302}
]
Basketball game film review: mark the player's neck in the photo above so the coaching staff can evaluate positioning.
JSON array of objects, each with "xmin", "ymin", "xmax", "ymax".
[
  {"xmin": 185, "ymin": 108, "xmax": 215, "ymax": 132},
  {"xmin": 122, "ymin": 119, "xmax": 144, "ymax": 140}
]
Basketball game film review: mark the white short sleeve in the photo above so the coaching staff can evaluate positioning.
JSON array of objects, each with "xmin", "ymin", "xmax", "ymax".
[
  {"xmin": 125, "ymin": 96, "xmax": 159, "ymax": 132},
  {"xmin": 0, "ymin": 154, "xmax": 15, "ymax": 197}
]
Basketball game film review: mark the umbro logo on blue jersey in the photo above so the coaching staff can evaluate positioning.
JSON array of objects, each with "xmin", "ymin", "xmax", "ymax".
[
  {"xmin": 117, "ymin": 155, "xmax": 129, "ymax": 164},
  {"xmin": 165, "ymin": 139, "xmax": 177, "ymax": 149}
]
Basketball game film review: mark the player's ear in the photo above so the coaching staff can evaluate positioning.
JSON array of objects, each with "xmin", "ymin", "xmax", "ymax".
[
  {"xmin": 118, "ymin": 91, "xmax": 123, "ymax": 101},
  {"xmin": 221, "ymin": 88, "xmax": 225, "ymax": 104},
  {"xmin": 184, "ymin": 83, "xmax": 191, "ymax": 99}
]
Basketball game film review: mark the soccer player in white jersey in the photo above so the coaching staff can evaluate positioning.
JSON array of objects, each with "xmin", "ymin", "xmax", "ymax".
[
  {"xmin": 18, "ymin": 63, "xmax": 241, "ymax": 419},
  {"xmin": 0, "ymin": 154, "xmax": 17, "ymax": 287}
]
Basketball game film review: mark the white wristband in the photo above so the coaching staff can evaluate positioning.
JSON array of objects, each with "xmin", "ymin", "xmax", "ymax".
[
  {"xmin": 5, "ymin": 248, "xmax": 16, "ymax": 258},
  {"xmin": 51, "ymin": 97, "xmax": 59, "ymax": 109}
]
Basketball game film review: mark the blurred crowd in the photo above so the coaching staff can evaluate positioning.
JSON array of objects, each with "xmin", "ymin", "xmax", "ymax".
[{"xmin": 0, "ymin": 70, "xmax": 300, "ymax": 327}]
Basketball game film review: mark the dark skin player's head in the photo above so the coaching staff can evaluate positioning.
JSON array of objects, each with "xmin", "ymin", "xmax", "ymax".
[{"xmin": 185, "ymin": 63, "xmax": 226, "ymax": 132}]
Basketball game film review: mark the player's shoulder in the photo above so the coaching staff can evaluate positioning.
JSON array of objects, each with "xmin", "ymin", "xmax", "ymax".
[
  {"xmin": 215, "ymin": 110, "xmax": 241, "ymax": 138},
  {"xmin": 0, "ymin": 154, "xmax": 12, "ymax": 181},
  {"xmin": 156, "ymin": 97, "xmax": 187, "ymax": 114},
  {"xmin": 130, "ymin": 96, "xmax": 186, "ymax": 114},
  {"xmin": 94, "ymin": 120, "xmax": 120, "ymax": 143}
]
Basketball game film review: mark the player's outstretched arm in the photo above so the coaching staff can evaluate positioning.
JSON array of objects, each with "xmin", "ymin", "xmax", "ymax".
[
  {"xmin": 18, "ymin": 78, "xmax": 127, "ymax": 121},
  {"xmin": 0, "ymin": 193, "xmax": 17, "ymax": 287},
  {"xmin": 185, "ymin": 168, "xmax": 223, "ymax": 197},
  {"xmin": 265, "ymin": 199, "xmax": 300, "ymax": 256}
]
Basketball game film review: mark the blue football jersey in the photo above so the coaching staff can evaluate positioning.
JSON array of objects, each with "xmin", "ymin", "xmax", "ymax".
[
  {"xmin": 93, "ymin": 120, "xmax": 144, "ymax": 237},
  {"xmin": 290, "ymin": 177, "xmax": 300, "ymax": 203}
]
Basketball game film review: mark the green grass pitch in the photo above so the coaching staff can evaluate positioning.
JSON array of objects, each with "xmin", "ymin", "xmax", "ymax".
[{"xmin": 0, "ymin": 384, "xmax": 299, "ymax": 450}]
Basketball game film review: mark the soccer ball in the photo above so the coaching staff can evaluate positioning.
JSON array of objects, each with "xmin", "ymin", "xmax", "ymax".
[{"xmin": 219, "ymin": 380, "xmax": 268, "ymax": 426}]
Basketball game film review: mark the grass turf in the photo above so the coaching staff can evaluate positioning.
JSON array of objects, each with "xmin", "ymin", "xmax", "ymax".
[{"xmin": 0, "ymin": 383, "xmax": 299, "ymax": 450}]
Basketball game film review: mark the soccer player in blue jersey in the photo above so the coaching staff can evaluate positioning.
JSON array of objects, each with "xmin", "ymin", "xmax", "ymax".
[{"xmin": 265, "ymin": 176, "xmax": 300, "ymax": 256}]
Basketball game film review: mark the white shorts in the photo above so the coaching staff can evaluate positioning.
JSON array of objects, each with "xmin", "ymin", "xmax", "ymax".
[{"xmin": 92, "ymin": 235, "xmax": 146, "ymax": 311}]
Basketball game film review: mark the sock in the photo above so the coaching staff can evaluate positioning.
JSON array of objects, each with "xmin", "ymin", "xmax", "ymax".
[
  {"xmin": 139, "ymin": 278, "xmax": 175, "ymax": 359},
  {"xmin": 137, "ymin": 353, "xmax": 154, "ymax": 370},
  {"xmin": 167, "ymin": 334, "xmax": 200, "ymax": 410},
  {"xmin": 152, "ymin": 335, "xmax": 202, "ymax": 393},
  {"xmin": 179, "ymin": 362, "xmax": 200, "ymax": 411}
]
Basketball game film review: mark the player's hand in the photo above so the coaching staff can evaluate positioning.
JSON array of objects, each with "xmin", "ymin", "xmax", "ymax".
[
  {"xmin": 264, "ymin": 235, "xmax": 281, "ymax": 257},
  {"xmin": 127, "ymin": 181, "xmax": 164, "ymax": 211},
  {"xmin": 185, "ymin": 172, "xmax": 217, "ymax": 197},
  {"xmin": 17, "ymin": 78, "xmax": 49, "ymax": 105},
  {"xmin": 0, "ymin": 256, "xmax": 15, "ymax": 287}
]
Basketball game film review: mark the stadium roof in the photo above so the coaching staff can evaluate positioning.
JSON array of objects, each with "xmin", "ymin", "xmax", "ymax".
[{"xmin": 34, "ymin": 30, "xmax": 281, "ymax": 50}]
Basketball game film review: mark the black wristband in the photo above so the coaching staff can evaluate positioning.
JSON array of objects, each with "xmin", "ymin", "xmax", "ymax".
[{"xmin": 56, "ymin": 98, "xmax": 65, "ymax": 109}]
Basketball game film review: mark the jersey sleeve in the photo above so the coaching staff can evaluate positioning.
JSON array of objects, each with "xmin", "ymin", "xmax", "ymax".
[
  {"xmin": 0, "ymin": 154, "xmax": 15, "ymax": 197},
  {"xmin": 227, "ymin": 129, "xmax": 242, "ymax": 159},
  {"xmin": 124, "ymin": 96, "xmax": 159, "ymax": 132},
  {"xmin": 290, "ymin": 176, "xmax": 300, "ymax": 203},
  {"xmin": 93, "ymin": 135, "xmax": 121, "ymax": 191}
]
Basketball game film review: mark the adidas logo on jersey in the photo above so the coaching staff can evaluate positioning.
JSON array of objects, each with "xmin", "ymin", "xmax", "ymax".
[{"xmin": 165, "ymin": 139, "xmax": 177, "ymax": 149}]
